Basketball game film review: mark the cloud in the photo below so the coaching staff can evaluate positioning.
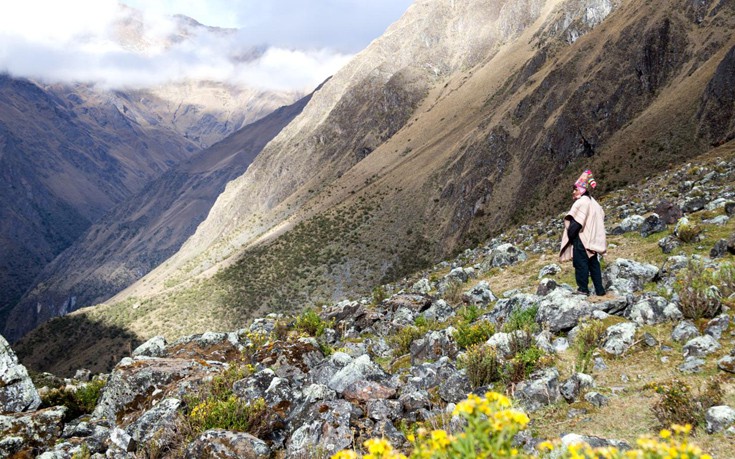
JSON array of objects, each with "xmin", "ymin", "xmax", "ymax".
[{"xmin": 0, "ymin": 0, "xmax": 411, "ymax": 91}]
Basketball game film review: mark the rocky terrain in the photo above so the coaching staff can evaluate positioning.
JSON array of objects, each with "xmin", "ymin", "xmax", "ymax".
[
  {"xmin": 49, "ymin": 0, "xmax": 733, "ymax": 357},
  {"xmin": 4, "ymin": 143, "xmax": 735, "ymax": 457}
]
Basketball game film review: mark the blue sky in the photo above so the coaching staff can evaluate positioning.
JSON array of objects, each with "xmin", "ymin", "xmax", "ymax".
[{"xmin": 0, "ymin": 0, "xmax": 413, "ymax": 91}]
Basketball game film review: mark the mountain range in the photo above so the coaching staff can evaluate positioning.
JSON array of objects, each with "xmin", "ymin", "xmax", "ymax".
[{"xmin": 9, "ymin": 0, "xmax": 735, "ymax": 371}]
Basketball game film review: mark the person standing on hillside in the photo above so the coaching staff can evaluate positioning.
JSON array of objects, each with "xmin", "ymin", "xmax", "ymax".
[{"xmin": 559, "ymin": 170, "xmax": 607, "ymax": 296}]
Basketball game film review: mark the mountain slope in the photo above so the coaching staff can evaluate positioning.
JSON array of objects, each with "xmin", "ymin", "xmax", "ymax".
[
  {"xmin": 0, "ymin": 76, "xmax": 200, "ymax": 323},
  {"xmin": 3, "ymin": 92, "xmax": 312, "ymax": 342},
  {"xmin": 18, "ymin": 0, "xmax": 735, "ymax": 361}
]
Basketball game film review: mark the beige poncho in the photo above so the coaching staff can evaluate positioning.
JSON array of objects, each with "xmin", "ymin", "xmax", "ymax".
[{"xmin": 559, "ymin": 195, "xmax": 607, "ymax": 262}]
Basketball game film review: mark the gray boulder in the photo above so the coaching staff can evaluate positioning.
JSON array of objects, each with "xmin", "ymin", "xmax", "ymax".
[
  {"xmin": 705, "ymin": 315, "xmax": 730, "ymax": 340},
  {"xmin": 538, "ymin": 263, "xmax": 562, "ymax": 279},
  {"xmin": 640, "ymin": 214, "xmax": 667, "ymax": 237},
  {"xmin": 672, "ymin": 321, "xmax": 700, "ymax": 343},
  {"xmin": 366, "ymin": 399, "xmax": 402, "ymax": 421},
  {"xmin": 0, "ymin": 406, "xmax": 67, "ymax": 454},
  {"xmin": 705, "ymin": 406, "xmax": 735, "ymax": 434},
  {"xmin": 487, "ymin": 293, "xmax": 539, "ymax": 325},
  {"xmin": 462, "ymin": 280, "xmax": 497, "ymax": 307},
  {"xmin": 718, "ymin": 356, "xmax": 735, "ymax": 373},
  {"xmin": 410, "ymin": 329, "xmax": 459, "ymax": 364},
  {"xmin": 126, "ymin": 398, "xmax": 181, "ymax": 445},
  {"xmin": 561, "ymin": 433, "xmax": 631, "ymax": 450},
  {"xmin": 603, "ymin": 259, "xmax": 659, "ymax": 294},
  {"xmin": 560, "ymin": 373, "xmax": 595, "ymax": 403},
  {"xmin": 658, "ymin": 235, "xmax": 682, "ymax": 254},
  {"xmin": 602, "ymin": 322, "xmax": 637, "ymax": 356},
  {"xmin": 614, "ymin": 215, "xmax": 645, "ymax": 234},
  {"xmin": 682, "ymin": 335, "xmax": 721, "ymax": 358},
  {"xmin": 0, "ymin": 334, "xmax": 41, "ymax": 413},
  {"xmin": 92, "ymin": 357, "xmax": 216, "ymax": 423},
  {"xmin": 536, "ymin": 289, "xmax": 602, "ymax": 333},
  {"xmin": 626, "ymin": 295, "xmax": 681, "ymax": 325},
  {"xmin": 491, "ymin": 243, "xmax": 528, "ymax": 268},
  {"xmin": 678, "ymin": 357, "xmax": 706, "ymax": 373},
  {"xmin": 421, "ymin": 299, "xmax": 454, "ymax": 323},
  {"xmin": 486, "ymin": 330, "xmax": 529, "ymax": 360},
  {"xmin": 132, "ymin": 336, "xmax": 167, "ymax": 358},
  {"xmin": 327, "ymin": 355, "xmax": 387, "ymax": 393},
  {"xmin": 584, "ymin": 392, "xmax": 609, "ymax": 407},
  {"xmin": 514, "ymin": 368, "xmax": 560, "ymax": 412},
  {"xmin": 411, "ymin": 278, "xmax": 432, "ymax": 295},
  {"xmin": 186, "ymin": 429, "xmax": 271, "ymax": 458}
]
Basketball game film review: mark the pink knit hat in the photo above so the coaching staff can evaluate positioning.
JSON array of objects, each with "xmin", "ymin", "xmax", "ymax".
[{"xmin": 574, "ymin": 169, "xmax": 597, "ymax": 194}]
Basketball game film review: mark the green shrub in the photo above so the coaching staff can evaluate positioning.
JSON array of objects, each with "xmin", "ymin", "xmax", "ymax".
[
  {"xmin": 458, "ymin": 344, "xmax": 502, "ymax": 388},
  {"xmin": 453, "ymin": 320, "xmax": 495, "ymax": 350},
  {"xmin": 505, "ymin": 345, "xmax": 546, "ymax": 384},
  {"xmin": 574, "ymin": 320, "xmax": 607, "ymax": 373},
  {"xmin": 458, "ymin": 304, "xmax": 481, "ymax": 323},
  {"xmin": 675, "ymin": 261, "xmax": 722, "ymax": 320},
  {"xmin": 41, "ymin": 378, "xmax": 106, "ymax": 421},
  {"xmin": 372, "ymin": 285, "xmax": 388, "ymax": 304},
  {"xmin": 388, "ymin": 325, "xmax": 426, "ymax": 356},
  {"xmin": 648, "ymin": 377, "xmax": 723, "ymax": 430},
  {"xmin": 675, "ymin": 219, "xmax": 702, "ymax": 243},
  {"xmin": 294, "ymin": 308, "xmax": 331, "ymax": 337},
  {"xmin": 189, "ymin": 396, "xmax": 266, "ymax": 433},
  {"xmin": 502, "ymin": 306, "xmax": 539, "ymax": 334}
]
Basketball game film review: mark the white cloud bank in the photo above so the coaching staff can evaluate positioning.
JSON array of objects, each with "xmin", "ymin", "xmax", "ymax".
[{"xmin": 0, "ymin": 0, "xmax": 412, "ymax": 91}]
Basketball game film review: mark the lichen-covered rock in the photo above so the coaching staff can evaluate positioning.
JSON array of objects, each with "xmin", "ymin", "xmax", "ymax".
[
  {"xmin": 718, "ymin": 355, "xmax": 735, "ymax": 373},
  {"xmin": 613, "ymin": 215, "xmax": 644, "ymax": 234},
  {"xmin": 132, "ymin": 336, "xmax": 167, "ymax": 358},
  {"xmin": 603, "ymin": 259, "xmax": 659, "ymax": 295},
  {"xmin": 0, "ymin": 406, "xmax": 67, "ymax": 454},
  {"xmin": 626, "ymin": 295, "xmax": 681, "ymax": 325},
  {"xmin": 584, "ymin": 392, "xmax": 609, "ymax": 407},
  {"xmin": 560, "ymin": 373, "xmax": 595, "ymax": 403},
  {"xmin": 410, "ymin": 329, "xmax": 459, "ymax": 363},
  {"xmin": 327, "ymin": 355, "xmax": 388, "ymax": 393},
  {"xmin": 705, "ymin": 406, "xmax": 735, "ymax": 434},
  {"xmin": 705, "ymin": 315, "xmax": 730, "ymax": 340},
  {"xmin": 538, "ymin": 263, "xmax": 562, "ymax": 279},
  {"xmin": 561, "ymin": 433, "xmax": 631, "ymax": 450},
  {"xmin": 462, "ymin": 280, "xmax": 497, "ymax": 307},
  {"xmin": 602, "ymin": 322, "xmax": 637, "ymax": 356},
  {"xmin": 536, "ymin": 289, "xmax": 604, "ymax": 333},
  {"xmin": 490, "ymin": 243, "xmax": 528, "ymax": 268},
  {"xmin": 639, "ymin": 214, "xmax": 667, "ymax": 237},
  {"xmin": 514, "ymin": 368, "xmax": 560, "ymax": 412},
  {"xmin": 682, "ymin": 335, "xmax": 721, "ymax": 358},
  {"xmin": 286, "ymin": 400, "xmax": 353, "ymax": 457},
  {"xmin": 126, "ymin": 397, "xmax": 181, "ymax": 445},
  {"xmin": 342, "ymin": 380, "xmax": 396, "ymax": 402},
  {"xmin": 671, "ymin": 320, "xmax": 700, "ymax": 343},
  {"xmin": 0, "ymin": 334, "xmax": 41, "ymax": 413},
  {"xmin": 186, "ymin": 429, "xmax": 271, "ymax": 458},
  {"xmin": 92, "ymin": 357, "xmax": 217, "ymax": 424}
]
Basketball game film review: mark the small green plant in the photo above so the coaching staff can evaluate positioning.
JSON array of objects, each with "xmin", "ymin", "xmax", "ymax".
[
  {"xmin": 388, "ymin": 325, "xmax": 426, "ymax": 356},
  {"xmin": 647, "ymin": 377, "xmax": 723, "ymax": 430},
  {"xmin": 71, "ymin": 443, "xmax": 91, "ymax": 459},
  {"xmin": 189, "ymin": 396, "xmax": 267, "ymax": 433},
  {"xmin": 675, "ymin": 261, "xmax": 722, "ymax": 320},
  {"xmin": 458, "ymin": 304, "xmax": 481, "ymax": 323},
  {"xmin": 372, "ymin": 285, "xmax": 388, "ymax": 304},
  {"xmin": 573, "ymin": 320, "xmax": 607, "ymax": 373},
  {"xmin": 453, "ymin": 320, "xmax": 495, "ymax": 350},
  {"xmin": 502, "ymin": 306, "xmax": 539, "ymax": 334},
  {"xmin": 505, "ymin": 345, "xmax": 546, "ymax": 384},
  {"xmin": 458, "ymin": 344, "xmax": 502, "ymax": 388},
  {"xmin": 41, "ymin": 378, "xmax": 106, "ymax": 421},
  {"xmin": 675, "ymin": 219, "xmax": 702, "ymax": 243},
  {"xmin": 294, "ymin": 308, "xmax": 332, "ymax": 337}
]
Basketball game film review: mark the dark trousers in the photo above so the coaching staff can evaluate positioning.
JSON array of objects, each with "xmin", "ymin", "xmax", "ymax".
[{"xmin": 572, "ymin": 237, "xmax": 605, "ymax": 295}]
